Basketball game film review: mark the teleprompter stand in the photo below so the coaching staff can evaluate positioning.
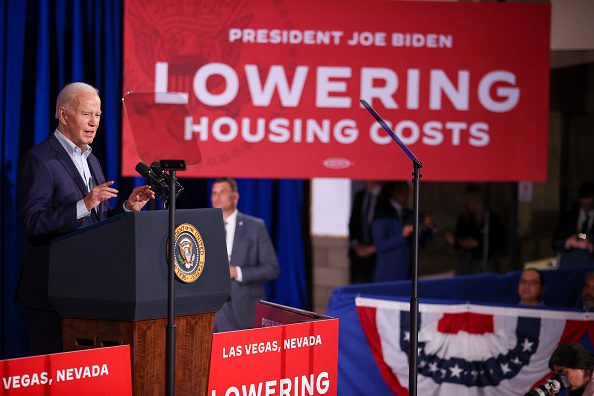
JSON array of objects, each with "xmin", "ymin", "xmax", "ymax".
[
  {"xmin": 160, "ymin": 159, "xmax": 187, "ymax": 396},
  {"xmin": 116, "ymin": 91, "xmax": 215, "ymax": 394},
  {"xmin": 361, "ymin": 99, "xmax": 423, "ymax": 396}
]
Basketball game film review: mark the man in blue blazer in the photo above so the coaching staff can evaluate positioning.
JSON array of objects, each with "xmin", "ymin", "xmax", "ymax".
[
  {"xmin": 211, "ymin": 178, "xmax": 280, "ymax": 332},
  {"xmin": 17, "ymin": 82, "xmax": 154, "ymax": 354},
  {"xmin": 372, "ymin": 182, "xmax": 436, "ymax": 282}
]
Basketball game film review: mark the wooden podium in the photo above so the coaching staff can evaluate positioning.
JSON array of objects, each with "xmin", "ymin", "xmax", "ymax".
[{"xmin": 48, "ymin": 209, "xmax": 230, "ymax": 396}]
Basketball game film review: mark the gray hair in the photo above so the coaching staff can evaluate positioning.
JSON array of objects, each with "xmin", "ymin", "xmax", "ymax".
[{"xmin": 55, "ymin": 82, "xmax": 99, "ymax": 119}]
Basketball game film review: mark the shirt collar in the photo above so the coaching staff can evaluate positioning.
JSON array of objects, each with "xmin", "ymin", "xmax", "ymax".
[
  {"xmin": 54, "ymin": 129, "xmax": 92, "ymax": 157},
  {"xmin": 370, "ymin": 185, "xmax": 381, "ymax": 196},
  {"xmin": 390, "ymin": 200, "xmax": 403, "ymax": 213},
  {"xmin": 225, "ymin": 209, "xmax": 239, "ymax": 225}
]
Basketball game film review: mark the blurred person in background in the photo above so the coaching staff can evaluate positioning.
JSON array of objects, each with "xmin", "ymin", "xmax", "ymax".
[
  {"xmin": 518, "ymin": 268, "xmax": 545, "ymax": 306},
  {"xmin": 553, "ymin": 182, "xmax": 594, "ymax": 267},
  {"xmin": 348, "ymin": 181, "xmax": 382, "ymax": 284},
  {"xmin": 445, "ymin": 184, "xmax": 504, "ymax": 275},
  {"xmin": 211, "ymin": 177, "xmax": 279, "ymax": 331},
  {"xmin": 372, "ymin": 181, "xmax": 436, "ymax": 282}
]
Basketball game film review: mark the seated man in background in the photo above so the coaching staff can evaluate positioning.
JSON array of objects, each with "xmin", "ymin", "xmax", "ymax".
[
  {"xmin": 582, "ymin": 272, "xmax": 594, "ymax": 311},
  {"xmin": 517, "ymin": 268, "xmax": 545, "ymax": 306}
]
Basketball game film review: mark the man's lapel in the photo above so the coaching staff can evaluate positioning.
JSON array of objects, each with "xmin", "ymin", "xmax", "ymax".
[
  {"xmin": 87, "ymin": 154, "xmax": 105, "ymax": 187},
  {"xmin": 87, "ymin": 154, "xmax": 109, "ymax": 220},
  {"xmin": 49, "ymin": 135, "xmax": 88, "ymax": 195},
  {"xmin": 232, "ymin": 212, "xmax": 245, "ymax": 260}
]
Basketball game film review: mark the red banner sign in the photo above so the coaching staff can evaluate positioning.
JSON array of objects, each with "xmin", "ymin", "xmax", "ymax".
[
  {"xmin": 0, "ymin": 346, "xmax": 131, "ymax": 395},
  {"xmin": 208, "ymin": 319, "xmax": 338, "ymax": 396},
  {"xmin": 254, "ymin": 301, "xmax": 333, "ymax": 327},
  {"xmin": 123, "ymin": 0, "xmax": 550, "ymax": 181}
]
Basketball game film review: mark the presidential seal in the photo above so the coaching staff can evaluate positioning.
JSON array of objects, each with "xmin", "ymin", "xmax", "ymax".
[{"xmin": 169, "ymin": 223, "xmax": 205, "ymax": 283}]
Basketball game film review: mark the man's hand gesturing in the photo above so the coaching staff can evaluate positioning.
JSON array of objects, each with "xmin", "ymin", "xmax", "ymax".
[
  {"xmin": 84, "ymin": 181, "xmax": 118, "ymax": 211},
  {"xmin": 125, "ymin": 185, "xmax": 155, "ymax": 212}
]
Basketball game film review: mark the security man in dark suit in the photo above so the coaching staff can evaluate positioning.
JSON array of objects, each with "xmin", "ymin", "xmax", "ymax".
[{"xmin": 211, "ymin": 177, "xmax": 280, "ymax": 332}]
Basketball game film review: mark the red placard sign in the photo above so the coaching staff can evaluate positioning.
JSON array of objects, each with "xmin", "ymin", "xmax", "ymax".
[
  {"xmin": 123, "ymin": 0, "xmax": 550, "ymax": 181},
  {"xmin": 208, "ymin": 319, "xmax": 338, "ymax": 395},
  {"xmin": 254, "ymin": 300, "xmax": 332, "ymax": 327},
  {"xmin": 0, "ymin": 346, "xmax": 131, "ymax": 395}
]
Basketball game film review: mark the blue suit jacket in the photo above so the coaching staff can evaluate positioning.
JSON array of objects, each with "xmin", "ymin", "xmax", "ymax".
[
  {"xmin": 214, "ymin": 212, "xmax": 280, "ymax": 331},
  {"xmin": 372, "ymin": 217, "xmax": 410, "ymax": 282},
  {"xmin": 372, "ymin": 203, "xmax": 434, "ymax": 282},
  {"xmin": 16, "ymin": 134, "xmax": 120, "ymax": 310}
]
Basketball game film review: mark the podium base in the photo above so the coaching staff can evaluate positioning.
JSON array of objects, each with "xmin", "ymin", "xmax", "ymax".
[{"xmin": 62, "ymin": 313, "xmax": 214, "ymax": 396}]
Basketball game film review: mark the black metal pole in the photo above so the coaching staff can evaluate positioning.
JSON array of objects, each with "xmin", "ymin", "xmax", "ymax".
[
  {"xmin": 508, "ymin": 182, "xmax": 520, "ymax": 270},
  {"xmin": 166, "ymin": 170, "xmax": 176, "ymax": 396},
  {"xmin": 409, "ymin": 162, "xmax": 421, "ymax": 396},
  {"xmin": 482, "ymin": 210, "xmax": 491, "ymax": 273},
  {"xmin": 482, "ymin": 183, "xmax": 491, "ymax": 273},
  {"xmin": 359, "ymin": 98, "xmax": 423, "ymax": 395}
]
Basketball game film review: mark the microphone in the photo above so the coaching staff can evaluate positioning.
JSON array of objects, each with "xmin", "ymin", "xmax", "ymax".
[
  {"xmin": 135, "ymin": 162, "xmax": 170, "ymax": 191},
  {"xmin": 150, "ymin": 162, "xmax": 184, "ymax": 195}
]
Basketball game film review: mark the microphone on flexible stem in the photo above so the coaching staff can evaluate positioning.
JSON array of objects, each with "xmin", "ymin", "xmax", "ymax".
[
  {"xmin": 135, "ymin": 161, "xmax": 170, "ymax": 191},
  {"xmin": 150, "ymin": 162, "xmax": 184, "ymax": 197}
]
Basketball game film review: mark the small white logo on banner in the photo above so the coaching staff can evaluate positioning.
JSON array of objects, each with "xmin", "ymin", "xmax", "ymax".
[{"xmin": 323, "ymin": 158, "xmax": 351, "ymax": 169}]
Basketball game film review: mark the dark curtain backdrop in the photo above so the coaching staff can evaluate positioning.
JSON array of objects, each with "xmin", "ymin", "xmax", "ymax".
[{"xmin": 0, "ymin": 0, "xmax": 309, "ymax": 359}]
